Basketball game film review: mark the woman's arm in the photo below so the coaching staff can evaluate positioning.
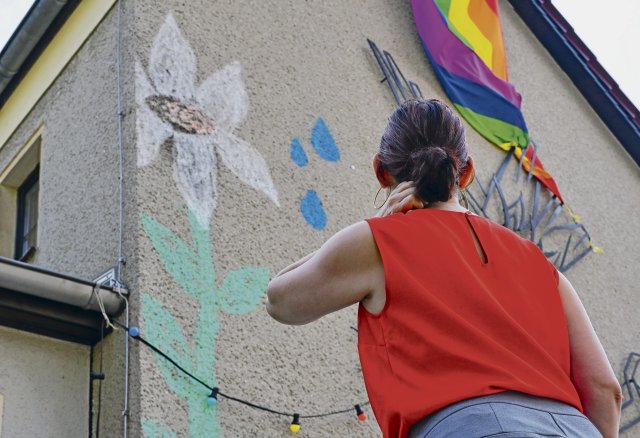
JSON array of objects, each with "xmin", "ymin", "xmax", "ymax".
[
  {"xmin": 557, "ymin": 271, "xmax": 622, "ymax": 437},
  {"xmin": 273, "ymin": 251, "xmax": 317, "ymax": 278},
  {"xmin": 266, "ymin": 221, "xmax": 380, "ymax": 325},
  {"xmin": 266, "ymin": 183, "xmax": 419, "ymax": 324}
]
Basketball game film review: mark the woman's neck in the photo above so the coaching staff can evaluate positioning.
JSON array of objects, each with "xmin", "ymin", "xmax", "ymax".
[{"xmin": 424, "ymin": 196, "xmax": 468, "ymax": 213}]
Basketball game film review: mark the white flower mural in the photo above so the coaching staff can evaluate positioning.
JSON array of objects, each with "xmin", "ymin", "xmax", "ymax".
[{"xmin": 136, "ymin": 14, "xmax": 280, "ymax": 227}]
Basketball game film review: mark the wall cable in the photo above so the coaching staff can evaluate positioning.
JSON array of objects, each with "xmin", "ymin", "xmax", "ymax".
[
  {"xmin": 95, "ymin": 322, "xmax": 105, "ymax": 438},
  {"xmin": 92, "ymin": 282, "xmax": 116, "ymax": 330},
  {"xmin": 113, "ymin": 0, "xmax": 129, "ymax": 436},
  {"xmin": 107, "ymin": 319, "xmax": 370, "ymax": 430}
]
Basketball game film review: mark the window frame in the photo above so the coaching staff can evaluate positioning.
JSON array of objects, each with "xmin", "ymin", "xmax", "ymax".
[{"xmin": 14, "ymin": 165, "xmax": 39, "ymax": 261}]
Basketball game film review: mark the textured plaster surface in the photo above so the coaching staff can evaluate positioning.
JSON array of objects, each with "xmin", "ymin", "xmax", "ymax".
[
  {"xmin": 500, "ymin": 1, "xmax": 640, "ymax": 371},
  {"xmin": 0, "ymin": 326, "xmax": 89, "ymax": 437},
  {"xmin": 0, "ymin": 4, "xmax": 138, "ymax": 438},
  {"xmin": 0, "ymin": 0, "xmax": 637, "ymax": 437},
  {"xmin": 133, "ymin": 0, "xmax": 637, "ymax": 437},
  {"xmin": 0, "ymin": 187, "xmax": 16, "ymax": 256},
  {"xmin": 0, "ymin": 8, "xmax": 125, "ymax": 280}
]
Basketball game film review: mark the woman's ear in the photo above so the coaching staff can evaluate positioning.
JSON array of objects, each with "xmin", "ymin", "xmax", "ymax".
[
  {"xmin": 372, "ymin": 153, "xmax": 393, "ymax": 187},
  {"xmin": 459, "ymin": 155, "xmax": 476, "ymax": 189}
]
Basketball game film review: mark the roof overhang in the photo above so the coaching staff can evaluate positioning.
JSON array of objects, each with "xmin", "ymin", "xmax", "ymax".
[
  {"xmin": 508, "ymin": 0, "xmax": 640, "ymax": 165},
  {"xmin": 0, "ymin": 257, "xmax": 125, "ymax": 345},
  {"xmin": 0, "ymin": 0, "xmax": 115, "ymax": 149}
]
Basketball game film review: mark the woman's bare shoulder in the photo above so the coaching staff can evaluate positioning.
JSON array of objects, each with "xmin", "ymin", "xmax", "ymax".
[{"xmin": 266, "ymin": 220, "xmax": 383, "ymax": 324}]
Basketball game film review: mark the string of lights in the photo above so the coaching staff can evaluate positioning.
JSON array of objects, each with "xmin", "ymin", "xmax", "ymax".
[{"xmin": 110, "ymin": 319, "xmax": 370, "ymax": 433}]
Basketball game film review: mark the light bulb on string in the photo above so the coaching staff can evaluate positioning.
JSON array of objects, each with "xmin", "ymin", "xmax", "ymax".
[
  {"xmin": 111, "ymin": 318, "xmax": 371, "ymax": 433},
  {"xmin": 289, "ymin": 414, "xmax": 301, "ymax": 433},
  {"xmin": 207, "ymin": 387, "xmax": 218, "ymax": 406}
]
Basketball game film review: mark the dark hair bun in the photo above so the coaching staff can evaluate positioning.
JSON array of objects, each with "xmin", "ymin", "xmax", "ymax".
[
  {"xmin": 411, "ymin": 147, "xmax": 457, "ymax": 203},
  {"xmin": 377, "ymin": 99, "xmax": 467, "ymax": 201}
]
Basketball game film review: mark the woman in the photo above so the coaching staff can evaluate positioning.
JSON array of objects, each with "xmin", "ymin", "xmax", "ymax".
[{"xmin": 266, "ymin": 99, "xmax": 622, "ymax": 437}]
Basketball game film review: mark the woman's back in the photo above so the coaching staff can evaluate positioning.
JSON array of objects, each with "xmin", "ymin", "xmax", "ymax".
[{"xmin": 359, "ymin": 209, "xmax": 582, "ymax": 437}]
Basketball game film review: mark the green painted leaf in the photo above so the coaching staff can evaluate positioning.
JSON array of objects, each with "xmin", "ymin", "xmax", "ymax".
[
  {"xmin": 217, "ymin": 267, "xmax": 270, "ymax": 315},
  {"xmin": 141, "ymin": 212, "xmax": 203, "ymax": 297},
  {"xmin": 142, "ymin": 293, "xmax": 193, "ymax": 398},
  {"xmin": 141, "ymin": 419, "xmax": 178, "ymax": 438}
]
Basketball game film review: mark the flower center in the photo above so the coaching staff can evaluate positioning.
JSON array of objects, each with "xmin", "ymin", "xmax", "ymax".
[{"xmin": 146, "ymin": 95, "xmax": 216, "ymax": 135}]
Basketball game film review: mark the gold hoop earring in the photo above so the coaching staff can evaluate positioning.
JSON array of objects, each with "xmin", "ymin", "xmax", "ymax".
[{"xmin": 373, "ymin": 186, "xmax": 390, "ymax": 209}]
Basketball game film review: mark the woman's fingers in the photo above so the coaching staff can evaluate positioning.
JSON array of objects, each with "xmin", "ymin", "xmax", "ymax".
[
  {"xmin": 391, "ymin": 181, "xmax": 415, "ymax": 198},
  {"xmin": 387, "ymin": 182, "xmax": 416, "ymax": 205},
  {"xmin": 390, "ymin": 194, "xmax": 424, "ymax": 213},
  {"xmin": 383, "ymin": 181, "xmax": 424, "ymax": 215}
]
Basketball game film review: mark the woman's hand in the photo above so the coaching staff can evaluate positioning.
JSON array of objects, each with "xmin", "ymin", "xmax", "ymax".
[{"xmin": 374, "ymin": 181, "xmax": 424, "ymax": 217}]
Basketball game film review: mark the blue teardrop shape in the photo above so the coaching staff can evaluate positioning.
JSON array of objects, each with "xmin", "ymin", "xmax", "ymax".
[
  {"xmin": 300, "ymin": 189, "xmax": 327, "ymax": 230},
  {"xmin": 290, "ymin": 138, "xmax": 308, "ymax": 167},
  {"xmin": 310, "ymin": 118, "xmax": 340, "ymax": 162}
]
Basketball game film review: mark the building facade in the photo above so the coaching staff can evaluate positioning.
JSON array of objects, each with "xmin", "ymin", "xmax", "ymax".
[{"xmin": 0, "ymin": 0, "xmax": 638, "ymax": 437}]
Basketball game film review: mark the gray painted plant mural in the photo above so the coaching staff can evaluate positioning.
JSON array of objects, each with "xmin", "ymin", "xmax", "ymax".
[
  {"xmin": 136, "ymin": 13, "xmax": 277, "ymax": 437},
  {"xmin": 136, "ymin": 13, "xmax": 279, "ymax": 227}
]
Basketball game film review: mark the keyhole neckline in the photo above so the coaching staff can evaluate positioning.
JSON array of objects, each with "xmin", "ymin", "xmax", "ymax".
[{"xmin": 464, "ymin": 212, "xmax": 489, "ymax": 265}]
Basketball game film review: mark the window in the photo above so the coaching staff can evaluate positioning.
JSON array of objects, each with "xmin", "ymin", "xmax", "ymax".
[
  {"xmin": 0, "ymin": 125, "xmax": 42, "ymax": 260},
  {"xmin": 15, "ymin": 166, "xmax": 39, "ymax": 261}
]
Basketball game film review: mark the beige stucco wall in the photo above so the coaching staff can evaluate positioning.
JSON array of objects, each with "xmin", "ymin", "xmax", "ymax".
[
  {"xmin": 501, "ymin": 0, "xmax": 640, "ymax": 389},
  {"xmin": 132, "ymin": 0, "xmax": 639, "ymax": 437},
  {"xmin": 0, "ymin": 326, "xmax": 89, "ymax": 437},
  {"xmin": 0, "ymin": 0, "xmax": 637, "ymax": 437},
  {"xmin": 0, "ymin": 3, "xmax": 137, "ymax": 437}
]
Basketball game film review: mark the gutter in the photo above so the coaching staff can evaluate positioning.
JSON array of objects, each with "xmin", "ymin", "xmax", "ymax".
[
  {"xmin": 508, "ymin": 0, "xmax": 640, "ymax": 165},
  {"xmin": 0, "ymin": 0, "xmax": 69, "ymax": 95},
  {"xmin": 0, "ymin": 256, "xmax": 124, "ymax": 315}
]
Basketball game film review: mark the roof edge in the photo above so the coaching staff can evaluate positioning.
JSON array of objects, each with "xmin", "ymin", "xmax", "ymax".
[
  {"xmin": 0, "ymin": 256, "xmax": 125, "ymax": 315},
  {"xmin": 0, "ymin": 257, "xmax": 125, "ymax": 344},
  {"xmin": 508, "ymin": 0, "xmax": 640, "ymax": 165},
  {"xmin": 0, "ymin": 0, "xmax": 70, "ymax": 95}
]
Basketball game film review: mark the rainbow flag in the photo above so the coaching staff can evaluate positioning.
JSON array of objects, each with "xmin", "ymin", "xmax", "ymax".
[{"xmin": 411, "ymin": 0, "xmax": 563, "ymax": 202}]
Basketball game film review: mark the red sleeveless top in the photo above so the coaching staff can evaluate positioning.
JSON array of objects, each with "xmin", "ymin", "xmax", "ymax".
[{"xmin": 360, "ymin": 209, "xmax": 582, "ymax": 438}]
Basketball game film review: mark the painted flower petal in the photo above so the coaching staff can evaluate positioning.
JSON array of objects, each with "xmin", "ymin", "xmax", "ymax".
[
  {"xmin": 136, "ymin": 60, "xmax": 172, "ymax": 166},
  {"xmin": 149, "ymin": 14, "xmax": 197, "ymax": 100},
  {"xmin": 197, "ymin": 62, "xmax": 248, "ymax": 132},
  {"xmin": 137, "ymin": 104, "xmax": 172, "ymax": 167},
  {"xmin": 135, "ymin": 59, "xmax": 155, "ymax": 103},
  {"xmin": 215, "ymin": 131, "xmax": 280, "ymax": 207},
  {"xmin": 172, "ymin": 133, "xmax": 218, "ymax": 228}
]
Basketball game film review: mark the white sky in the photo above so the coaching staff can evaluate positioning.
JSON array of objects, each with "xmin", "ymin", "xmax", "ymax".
[
  {"xmin": 553, "ymin": 0, "xmax": 640, "ymax": 108},
  {"xmin": 0, "ymin": 0, "xmax": 638, "ymax": 108},
  {"xmin": 0, "ymin": 0, "xmax": 35, "ymax": 50}
]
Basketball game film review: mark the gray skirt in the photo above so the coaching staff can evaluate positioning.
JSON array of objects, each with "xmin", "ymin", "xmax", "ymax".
[{"xmin": 408, "ymin": 391, "xmax": 602, "ymax": 438}]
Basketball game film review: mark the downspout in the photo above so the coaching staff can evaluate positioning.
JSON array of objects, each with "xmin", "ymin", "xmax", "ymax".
[{"xmin": 0, "ymin": 0, "xmax": 68, "ymax": 95}]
